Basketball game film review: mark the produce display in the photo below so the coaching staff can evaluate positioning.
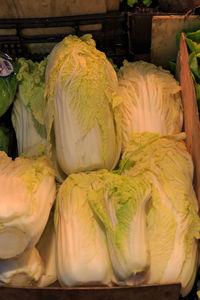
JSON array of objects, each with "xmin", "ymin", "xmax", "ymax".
[{"xmin": 0, "ymin": 34, "xmax": 199, "ymax": 299}]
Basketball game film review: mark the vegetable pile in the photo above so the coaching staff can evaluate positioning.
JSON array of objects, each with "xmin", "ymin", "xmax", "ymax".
[{"xmin": 0, "ymin": 34, "xmax": 199, "ymax": 298}]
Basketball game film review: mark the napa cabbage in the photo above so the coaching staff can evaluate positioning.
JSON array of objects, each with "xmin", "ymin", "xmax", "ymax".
[
  {"xmin": 119, "ymin": 132, "xmax": 200, "ymax": 296},
  {"xmin": 45, "ymin": 34, "xmax": 122, "ymax": 178},
  {"xmin": 118, "ymin": 60, "xmax": 183, "ymax": 151},
  {"xmin": 12, "ymin": 58, "xmax": 47, "ymax": 157},
  {"xmin": 0, "ymin": 151, "xmax": 56, "ymax": 259},
  {"xmin": 55, "ymin": 170, "xmax": 115, "ymax": 287},
  {"xmin": 0, "ymin": 247, "xmax": 44, "ymax": 287},
  {"xmin": 88, "ymin": 171, "xmax": 151, "ymax": 285}
]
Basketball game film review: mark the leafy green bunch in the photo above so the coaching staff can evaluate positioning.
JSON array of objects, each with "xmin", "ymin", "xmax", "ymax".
[{"xmin": 123, "ymin": 0, "xmax": 152, "ymax": 8}]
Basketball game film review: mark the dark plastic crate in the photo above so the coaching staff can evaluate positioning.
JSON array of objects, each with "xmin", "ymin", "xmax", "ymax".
[{"xmin": 0, "ymin": 12, "xmax": 133, "ymax": 66}]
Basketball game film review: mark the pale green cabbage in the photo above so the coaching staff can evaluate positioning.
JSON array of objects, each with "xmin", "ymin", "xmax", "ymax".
[
  {"xmin": 55, "ymin": 168, "xmax": 152, "ymax": 286},
  {"xmin": 119, "ymin": 132, "xmax": 200, "ymax": 296},
  {"xmin": 118, "ymin": 60, "xmax": 183, "ymax": 151},
  {"xmin": 45, "ymin": 34, "xmax": 122, "ymax": 178},
  {"xmin": 12, "ymin": 58, "xmax": 47, "ymax": 157},
  {"xmin": 55, "ymin": 170, "xmax": 115, "ymax": 287},
  {"xmin": 0, "ymin": 151, "xmax": 56, "ymax": 259}
]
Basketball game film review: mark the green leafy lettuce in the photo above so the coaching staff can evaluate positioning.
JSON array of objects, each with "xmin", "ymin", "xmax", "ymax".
[{"xmin": 177, "ymin": 29, "xmax": 200, "ymax": 118}]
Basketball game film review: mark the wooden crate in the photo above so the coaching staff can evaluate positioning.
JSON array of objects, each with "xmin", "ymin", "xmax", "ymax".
[
  {"xmin": 177, "ymin": 33, "xmax": 200, "ymax": 205},
  {"xmin": 0, "ymin": 0, "xmax": 120, "ymax": 19},
  {"xmin": 0, "ymin": 283, "xmax": 181, "ymax": 300}
]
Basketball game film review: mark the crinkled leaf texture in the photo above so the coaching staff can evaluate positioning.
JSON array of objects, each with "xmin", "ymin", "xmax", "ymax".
[
  {"xmin": 120, "ymin": 132, "xmax": 200, "ymax": 296},
  {"xmin": 0, "ymin": 151, "xmax": 56, "ymax": 259},
  {"xmin": 118, "ymin": 60, "xmax": 183, "ymax": 151},
  {"xmin": 45, "ymin": 34, "xmax": 122, "ymax": 179}
]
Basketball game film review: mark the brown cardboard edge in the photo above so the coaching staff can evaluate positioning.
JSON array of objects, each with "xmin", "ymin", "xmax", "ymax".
[{"xmin": 177, "ymin": 33, "xmax": 200, "ymax": 206}]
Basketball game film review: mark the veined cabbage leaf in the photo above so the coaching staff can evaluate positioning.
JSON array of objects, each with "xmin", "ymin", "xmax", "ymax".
[
  {"xmin": 45, "ymin": 34, "xmax": 122, "ymax": 178},
  {"xmin": 118, "ymin": 60, "xmax": 183, "ymax": 151}
]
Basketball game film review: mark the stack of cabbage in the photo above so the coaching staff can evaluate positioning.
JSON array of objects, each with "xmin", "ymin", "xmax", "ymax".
[
  {"xmin": 0, "ymin": 34, "xmax": 199, "ymax": 299},
  {"xmin": 53, "ymin": 58, "xmax": 200, "ymax": 297}
]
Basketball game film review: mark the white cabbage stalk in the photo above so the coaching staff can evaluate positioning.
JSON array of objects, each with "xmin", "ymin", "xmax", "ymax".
[
  {"xmin": 45, "ymin": 34, "xmax": 122, "ymax": 177},
  {"xmin": 118, "ymin": 60, "xmax": 183, "ymax": 151},
  {"xmin": 120, "ymin": 132, "xmax": 200, "ymax": 296},
  {"xmin": 0, "ymin": 247, "xmax": 44, "ymax": 287},
  {"xmin": 89, "ymin": 172, "xmax": 151, "ymax": 285},
  {"xmin": 55, "ymin": 171, "xmax": 114, "ymax": 287},
  {"xmin": 0, "ymin": 151, "xmax": 56, "ymax": 259},
  {"xmin": 37, "ymin": 210, "xmax": 57, "ymax": 287},
  {"xmin": 12, "ymin": 95, "xmax": 46, "ymax": 157}
]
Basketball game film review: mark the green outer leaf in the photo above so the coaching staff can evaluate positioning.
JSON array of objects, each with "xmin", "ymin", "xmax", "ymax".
[
  {"xmin": 0, "ymin": 126, "xmax": 9, "ymax": 153},
  {"xmin": 142, "ymin": 0, "xmax": 152, "ymax": 7},
  {"xmin": 127, "ymin": 0, "xmax": 138, "ymax": 7},
  {"xmin": 186, "ymin": 30, "xmax": 200, "ymax": 44},
  {"xmin": 188, "ymin": 52, "xmax": 200, "ymax": 84},
  {"xmin": 0, "ymin": 59, "xmax": 18, "ymax": 117}
]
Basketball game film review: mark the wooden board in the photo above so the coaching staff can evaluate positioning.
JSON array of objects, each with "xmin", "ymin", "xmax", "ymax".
[
  {"xmin": 151, "ymin": 15, "xmax": 200, "ymax": 68},
  {"xmin": 0, "ymin": 0, "xmax": 119, "ymax": 19},
  {"xmin": 0, "ymin": 283, "xmax": 181, "ymax": 300},
  {"xmin": 177, "ymin": 33, "xmax": 200, "ymax": 205}
]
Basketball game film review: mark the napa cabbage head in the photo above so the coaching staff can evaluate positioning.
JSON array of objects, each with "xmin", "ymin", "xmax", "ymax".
[
  {"xmin": 0, "ymin": 151, "xmax": 56, "ymax": 259},
  {"xmin": 55, "ymin": 170, "xmax": 115, "ymax": 287},
  {"xmin": 88, "ymin": 171, "xmax": 151, "ymax": 285},
  {"xmin": 12, "ymin": 57, "xmax": 47, "ymax": 157},
  {"xmin": 118, "ymin": 60, "xmax": 183, "ymax": 151},
  {"xmin": 119, "ymin": 132, "xmax": 200, "ymax": 296},
  {"xmin": 44, "ymin": 34, "xmax": 122, "ymax": 178}
]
